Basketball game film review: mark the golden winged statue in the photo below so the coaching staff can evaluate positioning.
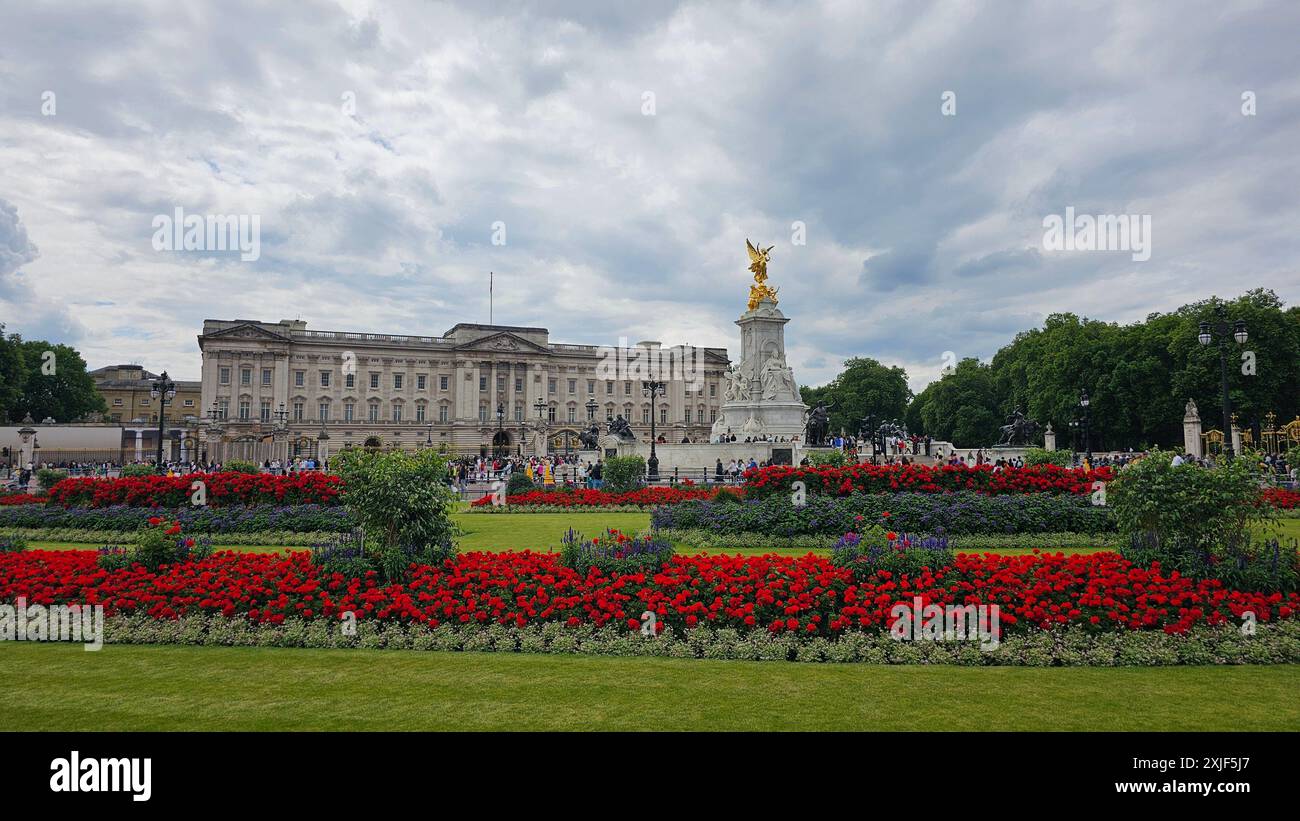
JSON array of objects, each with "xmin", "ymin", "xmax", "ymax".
[{"xmin": 745, "ymin": 239, "xmax": 778, "ymax": 310}]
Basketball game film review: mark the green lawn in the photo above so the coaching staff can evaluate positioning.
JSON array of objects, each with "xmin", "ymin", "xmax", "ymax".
[{"xmin": 1, "ymin": 642, "xmax": 1295, "ymax": 731}]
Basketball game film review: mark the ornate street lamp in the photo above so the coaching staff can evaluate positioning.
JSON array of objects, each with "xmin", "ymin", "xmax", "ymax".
[
  {"xmin": 642, "ymin": 379, "xmax": 667, "ymax": 481},
  {"xmin": 1197, "ymin": 304, "xmax": 1247, "ymax": 460},
  {"xmin": 533, "ymin": 397, "xmax": 547, "ymax": 456},
  {"xmin": 150, "ymin": 371, "xmax": 177, "ymax": 472},
  {"xmin": 1078, "ymin": 390, "xmax": 1092, "ymax": 465}
]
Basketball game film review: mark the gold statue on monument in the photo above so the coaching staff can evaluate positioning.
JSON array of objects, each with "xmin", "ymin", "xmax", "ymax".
[{"xmin": 745, "ymin": 239, "xmax": 779, "ymax": 310}]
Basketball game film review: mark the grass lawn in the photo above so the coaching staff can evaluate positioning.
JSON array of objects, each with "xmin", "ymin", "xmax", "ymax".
[{"xmin": 1, "ymin": 642, "xmax": 1295, "ymax": 731}]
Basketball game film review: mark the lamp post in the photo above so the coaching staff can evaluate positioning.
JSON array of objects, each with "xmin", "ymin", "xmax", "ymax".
[
  {"xmin": 1198, "ymin": 304, "xmax": 1248, "ymax": 460},
  {"xmin": 533, "ymin": 397, "xmax": 547, "ymax": 456},
  {"xmin": 150, "ymin": 371, "xmax": 176, "ymax": 472},
  {"xmin": 642, "ymin": 379, "xmax": 667, "ymax": 481},
  {"xmin": 1079, "ymin": 390, "xmax": 1092, "ymax": 466},
  {"xmin": 494, "ymin": 403, "xmax": 505, "ymax": 457},
  {"xmin": 17, "ymin": 427, "xmax": 36, "ymax": 482},
  {"xmin": 425, "ymin": 422, "xmax": 433, "ymax": 450}
]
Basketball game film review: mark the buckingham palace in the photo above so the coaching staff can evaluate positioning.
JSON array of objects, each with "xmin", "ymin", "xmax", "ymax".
[{"xmin": 196, "ymin": 318, "xmax": 731, "ymax": 461}]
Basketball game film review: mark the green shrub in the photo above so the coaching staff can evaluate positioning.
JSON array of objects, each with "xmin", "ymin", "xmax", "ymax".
[
  {"xmin": 1024, "ymin": 448, "xmax": 1070, "ymax": 467},
  {"xmin": 506, "ymin": 471, "xmax": 535, "ymax": 494},
  {"xmin": 35, "ymin": 468, "xmax": 68, "ymax": 491},
  {"xmin": 558, "ymin": 527, "xmax": 673, "ymax": 575},
  {"xmin": 1110, "ymin": 450, "xmax": 1294, "ymax": 589},
  {"xmin": 97, "ymin": 520, "xmax": 213, "ymax": 572},
  {"xmin": 224, "ymin": 460, "xmax": 262, "ymax": 474},
  {"xmin": 119, "ymin": 464, "xmax": 158, "ymax": 477},
  {"xmin": 805, "ymin": 450, "xmax": 848, "ymax": 467},
  {"xmin": 829, "ymin": 531, "xmax": 953, "ymax": 580},
  {"xmin": 332, "ymin": 447, "xmax": 459, "ymax": 581},
  {"xmin": 0, "ymin": 534, "xmax": 27, "ymax": 553},
  {"xmin": 602, "ymin": 456, "xmax": 646, "ymax": 494},
  {"xmin": 310, "ymin": 531, "xmax": 375, "ymax": 578}
]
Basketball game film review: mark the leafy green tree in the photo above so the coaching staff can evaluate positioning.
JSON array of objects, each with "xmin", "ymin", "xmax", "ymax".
[
  {"xmin": 908, "ymin": 358, "xmax": 1002, "ymax": 445},
  {"xmin": 5, "ymin": 337, "xmax": 106, "ymax": 423},
  {"xmin": 799, "ymin": 357, "xmax": 911, "ymax": 435},
  {"xmin": 332, "ymin": 447, "xmax": 460, "ymax": 581},
  {"xmin": 0, "ymin": 325, "xmax": 25, "ymax": 422}
]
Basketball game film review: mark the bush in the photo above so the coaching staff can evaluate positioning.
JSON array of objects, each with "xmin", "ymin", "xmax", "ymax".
[
  {"xmin": 505, "ymin": 471, "xmax": 536, "ymax": 494},
  {"xmin": 804, "ymin": 450, "xmax": 848, "ymax": 467},
  {"xmin": 97, "ymin": 518, "xmax": 212, "ymax": 572},
  {"xmin": 224, "ymin": 460, "xmax": 262, "ymax": 474},
  {"xmin": 829, "ymin": 531, "xmax": 954, "ymax": 580},
  {"xmin": 119, "ymin": 464, "xmax": 158, "ymax": 477},
  {"xmin": 0, "ymin": 503, "xmax": 352, "ymax": 534},
  {"xmin": 311, "ymin": 530, "xmax": 376, "ymax": 579},
  {"xmin": 1110, "ymin": 450, "xmax": 1295, "ymax": 590},
  {"xmin": 0, "ymin": 534, "xmax": 27, "ymax": 553},
  {"xmin": 35, "ymin": 468, "xmax": 68, "ymax": 491},
  {"xmin": 332, "ymin": 448, "xmax": 460, "ymax": 581},
  {"xmin": 1024, "ymin": 448, "xmax": 1071, "ymax": 467},
  {"xmin": 558, "ymin": 527, "xmax": 673, "ymax": 575},
  {"xmin": 602, "ymin": 456, "xmax": 646, "ymax": 494}
]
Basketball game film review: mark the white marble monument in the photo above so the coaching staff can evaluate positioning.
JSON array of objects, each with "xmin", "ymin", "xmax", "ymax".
[{"xmin": 710, "ymin": 241, "xmax": 808, "ymax": 441}]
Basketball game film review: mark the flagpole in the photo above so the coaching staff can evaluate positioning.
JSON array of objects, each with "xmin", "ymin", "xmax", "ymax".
[{"xmin": 490, "ymin": 271, "xmax": 494, "ymax": 325}]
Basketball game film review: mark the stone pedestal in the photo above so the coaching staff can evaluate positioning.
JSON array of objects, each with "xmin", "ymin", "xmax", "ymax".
[
  {"xmin": 1043, "ymin": 424, "xmax": 1056, "ymax": 452},
  {"xmin": 711, "ymin": 299, "xmax": 807, "ymax": 440},
  {"xmin": 1183, "ymin": 399, "xmax": 1203, "ymax": 458}
]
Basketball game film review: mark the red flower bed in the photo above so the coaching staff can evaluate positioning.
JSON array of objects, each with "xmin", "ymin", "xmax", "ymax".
[
  {"xmin": 743, "ymin": 463, "xmax": 1112, "ymax": 498},
  {"xmin": 0, "ymin": 493, "xmax": 46, "ymax": 506},
  {"xmin": 3, "ymin": 548, "xmax": 1292, "ymax": 637},
  {"xmin": 1260, "ymin": 487, "xmax": 1300, "ymax": 510},
  {"xmin": 470, "ymin": 486, "xmax": 720, "ymax": 508},
  {"xmin": 45, "ymin": 471, "xmax": 342, "ymax": 508}
]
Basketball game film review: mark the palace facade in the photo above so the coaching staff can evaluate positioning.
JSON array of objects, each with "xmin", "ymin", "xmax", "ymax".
[{"xmin": 197, "ymin": 318, "xmax": 730, "ymax": 461}]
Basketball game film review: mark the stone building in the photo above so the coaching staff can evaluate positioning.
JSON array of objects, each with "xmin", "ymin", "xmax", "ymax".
[
  {"xmin": 196, "ymin": 319, "xmax": 730, "ymax": 461},
  {"xmin": 90, "ymin": 365, "xmax": 202, "ymax": 426}
]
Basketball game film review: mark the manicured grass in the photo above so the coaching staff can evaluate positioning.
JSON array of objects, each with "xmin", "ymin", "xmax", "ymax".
[{"xmin": 1, "ymin": 642, "xmax": 1295, "ymax": 731}]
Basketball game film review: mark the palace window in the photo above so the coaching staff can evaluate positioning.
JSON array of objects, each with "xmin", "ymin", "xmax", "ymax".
[
  {"xmin": 294, "ymin": 371, "xmax": 305, "ymax": 387},
  {"xmin": 710, "ymin": 409, "xmax": 717, "ymax": 423},
  {"xmin": 439, "ymin": 376, "xmax": 448, "ymax": 390},
  {"xmin": 369, "ymin": 373, "xmax": 380, "ymax": 390},
  {"xmin": 587, "ymin": 380, "xmax": 595, "ymax": 395},
  {"xmin": 392, "ymin": 403, "xmax": 402, "ymax": 422},
  {"xmin": 219, "ymin": 367, "xmax": 231, "ymax": 385},
  {"xmin": 319, "ymin": 402, "xmax": 330, "ymax": 421},
  {"xmin": 320, "ymin": 371, "xmax": 330, "ymax": 387},
  {"xmin": 218, "ymin": 400, "xmax": 229, "ymax": 419},
  {"xmin": 394, "ymin": 373, "xmax": 403, "ymax": 390},
  {"xmin": 368, "ymin": 404, "xmax": 379, "ymax": 422},
  {"xmin": 344, "ymin": 403, "xmax": 355, "ymax": 422},
  {"xmin": 547, "ymin": 406, "xmax": 556, "ymax": 423},
  {"xmin": 479, "ymin": 404, "xmax": 488, "ymax": 422},
  {"xmin": 498, "ymin": 375, "xmax": 506, "ymax": 391},
  {"xmin": 345, "ymin": 373, "xmax": 355, "ymax": 388},
  {"xmin": 514, "ymin": 403, "xmax": 523, "ymax": 421},
  {"xmin": 606, "ymin": 381, "xmax": 613, "ymax": 395},
  {"xmin": 515, "ymin": 377, "xmax": 523, "ymax": 392},
  {"xmin": 567, "ymin": 407, "xmax": 576, "ymax": 423},
  {"xmin": 262, "ymin": 368, "xmax": 272, "ymax": 386},
  {"xmin": 241, "ymin": 369, "xmax": 251, "ymax": 386},
  {"xmin": 260, "ymin": 401, "xmax": 271, "ymax": 422},
  {"xmin": 238, "ymin": 401, "xmax": 250, "ymax": 420},
  {"xmin": 417, "ymin": 374, "xmax": 426, "ymax": 390},
  {"xmin": 709, "ymin": 383, "xmax": 716, "ymax": 397},
  {"xmin": 438, "ymin": 405, "xmax": 448, "ymax": 422},
  {"xmin": 548, "ymin": 378, "xmax": 556, "ymax": 394},
  {"xmin": 415, "ymin": 404, "xmax": 426, "ymax": 422},
  {"xmin": 568, "ymin": 379, "xmax": 576, "ymax": 394},
  {"xmin": 293, "ymin": 402, "xmax": 304, "ymax": 421},
  {"xmin": 642, "ymin": 407, "xmax": 651, "ymax": 424},
  {"xmin": 660, "ymin": 408, "xmax": 668, "ymax": 424}
]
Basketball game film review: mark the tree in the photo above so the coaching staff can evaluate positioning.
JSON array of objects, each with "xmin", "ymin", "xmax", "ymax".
[
  {"xmin": 799, "ymin": 357, "xmax": 911, "ymax": 435},
  {"xmin": 7, "ymin": 338, "xmax": 106, "ymax": 423},
  {"xmin": 0, "ymin": 325, "xmax": 25, "ymax": 422},
  {"xmin": 908, "ymin": 358, "xmax": 1002, "ymax": 446}
]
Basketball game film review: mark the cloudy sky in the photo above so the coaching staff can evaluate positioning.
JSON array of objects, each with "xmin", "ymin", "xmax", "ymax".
[{"xmin": 2, "ymin": 0, "xmax": 1298, "ymax": 391}]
